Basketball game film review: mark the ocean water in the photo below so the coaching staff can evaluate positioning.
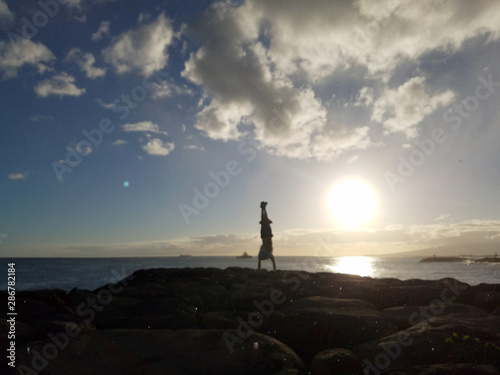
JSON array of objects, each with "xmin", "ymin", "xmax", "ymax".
[{"xmin": 1, "ymin": 256, "xmax": 499, "ymax": 291}]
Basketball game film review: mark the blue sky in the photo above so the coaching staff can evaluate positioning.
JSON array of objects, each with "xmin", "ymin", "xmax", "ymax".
[{"xmin": 2, "ymin": 0, "xmax": 500, "ymax": 257}]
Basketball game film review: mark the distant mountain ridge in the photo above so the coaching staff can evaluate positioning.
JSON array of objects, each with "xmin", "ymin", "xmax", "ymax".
[{"xmin": 380, "ymin": 242, "xmax": 500, "ymax": 258}]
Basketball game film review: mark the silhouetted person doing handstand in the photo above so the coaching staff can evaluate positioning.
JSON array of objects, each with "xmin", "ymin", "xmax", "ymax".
[{"xmin": 258, "ymin": 201, "xmax": 276, "ymax": 270}]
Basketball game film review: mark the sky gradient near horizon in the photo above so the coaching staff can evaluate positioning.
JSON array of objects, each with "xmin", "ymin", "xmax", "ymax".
[{"xmin": 2, "ymin": 0, "xmax": 500, "ymax": 257}]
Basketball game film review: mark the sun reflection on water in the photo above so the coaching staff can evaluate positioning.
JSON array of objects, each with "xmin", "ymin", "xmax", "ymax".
[{"xmin": 325, "ymin": 256, "xmax": 374, "ymax": 277}]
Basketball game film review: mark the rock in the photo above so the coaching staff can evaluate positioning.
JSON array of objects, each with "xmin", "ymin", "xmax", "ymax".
[
  {"xmin": 259, "ymin": 296, "xmax": 396, "ymax": 364},
  {"xmin": 414, "ymin": 364, "xmax": 499, "ymax": 375},
  {"xmin": 475, "ymin": 292, "xmax": 500, "ymax": 313},
  {"xmin": 96, "ymin": 310, "xmax": 198, "ymax": 330},
  {"xmin": 380, "ymin": 363, "xmax": 500, "ymax": 375},
  {"xmin": 12, "ymin": 297, "xmax": 59, "ymax": 322},
  {"xmin": 311, "ymin": 348, "xmax": 362, "ymax": 375},
  {"xmin": 17, "ymin": 329, "xmax": 306, "ymax": 375},
  {"xmin": 456, "ymin": 283, "xmax": 500, "ymax": 313},
  {"xmin": 279, "ymin": 296, "xmax": 378, "ymax": 312},
  {"xmin": 201, "ymin": 311, "xmax": 238, "ymax": 329},
  {"xmin": 381, "ymin": 303, "xmax": 489, "ymax": 330},
  {"xmin": 9, "ymin": 267, "xmax": 500, "ymax": 374},
  {"xmin": 355, "ymin": 314, "xmax": 500, "ymax": 374},
  {"xmin": 272, "ymin": 370, "xmax": 305, "ymax": 375}
]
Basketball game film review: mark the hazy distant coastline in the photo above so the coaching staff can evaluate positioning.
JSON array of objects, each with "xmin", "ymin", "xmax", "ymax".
[
  {"xmin": 376, "ymin": 241, "xmax": 500, "ymax": 259},
  {"xmin": 419, "ymin": 255, "xmax": 499, "ymax": 263}
]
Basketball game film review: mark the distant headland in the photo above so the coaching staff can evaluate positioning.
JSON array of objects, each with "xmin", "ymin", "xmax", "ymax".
[
  {"xmin": 419, "ymin": 256, "xmax": 464, "ymax": 262},
  {"xmin": 420, "ymin": 255, "xmax": 499, "ymax": 263}
]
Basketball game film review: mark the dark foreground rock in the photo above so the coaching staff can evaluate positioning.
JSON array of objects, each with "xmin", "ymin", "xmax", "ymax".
[
  {"xmin": 16, "ymin": 329, "xmax": 305, "ymax": 375},
  {"xmin": 0, "ymin": 267, "xmax": 499, "ymax": 374}
]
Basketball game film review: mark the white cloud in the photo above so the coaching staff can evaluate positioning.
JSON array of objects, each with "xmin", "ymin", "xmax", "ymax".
[
  {"xmin": 74, "ymin": 14, "xmax": 87, "ymax": 23},
  {"xmin": 142, "ymin": 137, "xmax": 175, "ymax": 156},
  {"xmin": 371, "ymin": 76, "xmax": 455, "ymax": 138},
  {"xmin": 253, "ymin": 0, "xmax": 500, "ymax": 81},
  {"xmin": 183, "ymin": 5, "xmax": 372, "ymax": 161},
  {"xmin": 122, "ymin": 121, "xmax": 167, "ymax": 135},
  {"xmin": 182, "ymin": 0, "xmax": 500, "ymax": 160},
  {"xmin": 92, "ymin": 20, "xmax": 110, "ymax": 41},
  {"xmin": 18, "ymin": 219, "xmax": 500, "ymax": 257},
  {"xmin": 0, "ymin": 0, "xmax": 14, "ymax": 23},
  {"xmin": 66, "ymin": 48, "xmax": 106, "ymax": 79},
  {"xmin": 112, "ymin": 139, "xmax": 128, "ymax": 146},
  {"xmin": 34, "ymin": 72, "xmax": 86, "ymax": 98},
  {"xmin": 347, "ymin": 155, "xmax": 359, "ymax": 164},
  {"xmin": 151, "ymin": 81, "xmax": 193, "ymax": 99},
  {"xmin": 355, "ymin": 87, "xmax": 374, "ymax": 107},
  {"xmin": 0, "ymin": 39, "xmax": 54, "ymax": 80},
  {"xmin": 95, "ymin": 98, "xmax": 115, "ymax": 109},
  {"xmin": 67, "ymin": 0, "xmax": 84, "ymax": 7},
  {"xmin": 435, "ymin": 214, "xmax": 451, "ymax": 221},
  {"xmin": 184, "ymin": 144, "xmax": 205, "ymax": 151},
  {"xmin": 103, "ymin": 13, "xmax": 175, "ymax": 76},
  {"xmin": 9, "ymin": 172, "xmax": 28, "ymax": 180},
  {"xmin": 29, "ymin": 114, "xmax": 54, "ymax": 122}
]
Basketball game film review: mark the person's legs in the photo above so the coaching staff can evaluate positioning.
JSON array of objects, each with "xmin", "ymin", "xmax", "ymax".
[
  {"xmin": 262, "ymin": 237, "xmax": 273, "ymax": 253},
  {"xmin": 261, "ymin": 202, "xmax": 272, "ymax": 223},
  {"xmin": 261, "ymin": 208, "xmax": 268, "ymax": 222}
]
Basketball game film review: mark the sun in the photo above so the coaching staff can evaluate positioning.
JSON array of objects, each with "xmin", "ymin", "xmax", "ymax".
[{"xmin": 328, "ymin": 179, "xmax": 377, "ymax": 227}]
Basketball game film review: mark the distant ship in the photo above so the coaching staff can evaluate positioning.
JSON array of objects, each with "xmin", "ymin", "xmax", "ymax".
[{"xmin": 236, "ymin": 252, "xmax": 253, "ymax": 259}]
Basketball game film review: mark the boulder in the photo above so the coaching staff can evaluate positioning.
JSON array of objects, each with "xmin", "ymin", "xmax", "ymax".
[
  {"xmin": 258, "ymin": 296, "xmax": 396, "ymax": 364},
  {"xmin": 382, "ymin": 363, "xmax": 499, "ymax": 375},
  {"xmin": 355, "ymin": 314, "xmax": 500, "ymax": 374},
  {"xmin": 8, "ymin": 267, "xmax": 500, "ymax": 374},
  {"xmin": 474, "ymin": 292, "xmax": 500, "ymax": 313},
  {"xmin": 381, "ymin": 303, "xmax": 489, "ymax": 330},
  {"xmin": 16, "ymin": 329, "xmax": 306, "ymax": 375},
  {"xmin": 311, "ymin": 348, "xmax": 362, "ymax": 375}
]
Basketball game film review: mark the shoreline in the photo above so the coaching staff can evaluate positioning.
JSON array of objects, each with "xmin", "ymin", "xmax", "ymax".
[{"xmin": 2, "ymin": 256, "xmax": 500, "ymax": 293}]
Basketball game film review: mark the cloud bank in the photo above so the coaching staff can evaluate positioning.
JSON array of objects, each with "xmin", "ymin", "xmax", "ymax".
[
  {"xmin": 183, "ymin": 0, "xmax": 500, "ymax": 161},
  {"xmin": 103, "ymin": 13, "xmax": 175, "ymax": 76}
]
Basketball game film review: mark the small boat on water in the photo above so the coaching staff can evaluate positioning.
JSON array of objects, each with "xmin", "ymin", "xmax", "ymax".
[{"xmin": 236, "ymin": 252, "xmax": 253, "ymax": 259}]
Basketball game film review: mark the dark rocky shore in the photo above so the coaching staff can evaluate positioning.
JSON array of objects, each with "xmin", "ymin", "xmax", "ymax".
[{"xmin": 1, "ymin": 267, "xmax": 500, "ymax": 375}]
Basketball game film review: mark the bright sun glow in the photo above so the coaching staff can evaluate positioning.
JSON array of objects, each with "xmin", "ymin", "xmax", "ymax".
[
  {"xmin": 327, "ymin": 256, "xmax": 374, "ymax": 277},
  {"xmin": 328, "ymin": 179, "xmax": 377, "ymax": 227}
]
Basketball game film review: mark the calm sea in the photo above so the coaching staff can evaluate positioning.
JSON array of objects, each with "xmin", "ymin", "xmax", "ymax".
[{"xmin": 1, "ymin": 256, "xmax": 499, "ymax": 291}]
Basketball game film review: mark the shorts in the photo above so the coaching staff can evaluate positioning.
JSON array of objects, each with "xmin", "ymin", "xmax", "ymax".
[
  {"xmin": 262, "ymin": 237, "xmax": 273, "ymax": 253},
  {"xmin": 259, "ymin": 245, "xmax": 274, "ymax": 260}
]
